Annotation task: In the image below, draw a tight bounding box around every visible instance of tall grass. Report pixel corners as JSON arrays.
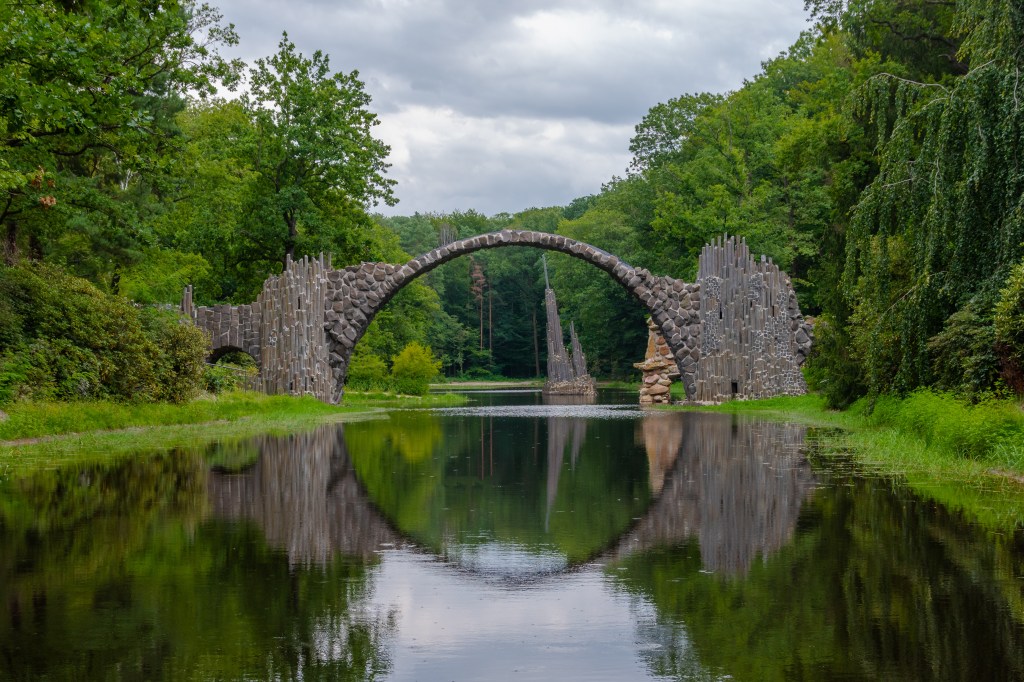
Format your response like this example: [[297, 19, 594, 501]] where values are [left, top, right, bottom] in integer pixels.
[[867, 391, 1024, 462], [693, 390, 1024, 466]]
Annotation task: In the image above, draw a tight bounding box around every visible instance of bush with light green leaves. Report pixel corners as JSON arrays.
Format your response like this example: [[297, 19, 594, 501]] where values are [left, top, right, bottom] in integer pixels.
[[995, 260, 1024, 395], [390, 342, 441, 396]]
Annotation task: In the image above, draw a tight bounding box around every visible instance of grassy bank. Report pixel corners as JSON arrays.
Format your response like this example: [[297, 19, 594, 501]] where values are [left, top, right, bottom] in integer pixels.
[[682, 391, 1024, 529], [0, 392, 351, 443], [0, 389, 467, 473]]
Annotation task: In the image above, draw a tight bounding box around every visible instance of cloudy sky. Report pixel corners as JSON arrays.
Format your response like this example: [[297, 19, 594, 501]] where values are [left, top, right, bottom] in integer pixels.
[[214, 0, 811, 216]]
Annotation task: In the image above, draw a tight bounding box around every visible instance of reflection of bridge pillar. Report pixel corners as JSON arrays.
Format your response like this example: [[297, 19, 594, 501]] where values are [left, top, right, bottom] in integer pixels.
[[682, 416, 814, 574], [206, 424, 400, 565], [614, 413, 815, 575], [636, 412, 683, 494], [545, 417, 588, 531]]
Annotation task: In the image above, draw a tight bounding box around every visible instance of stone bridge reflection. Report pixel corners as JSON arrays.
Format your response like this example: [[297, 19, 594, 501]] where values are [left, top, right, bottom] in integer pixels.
[[613, 412, 815, 574], [207, 412, 815, 576], [207, 427, 403, 565]]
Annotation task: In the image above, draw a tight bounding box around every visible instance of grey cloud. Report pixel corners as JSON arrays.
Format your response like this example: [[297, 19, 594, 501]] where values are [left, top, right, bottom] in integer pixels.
[[213, 0, 808, 215], [221, 0, 806, 123]]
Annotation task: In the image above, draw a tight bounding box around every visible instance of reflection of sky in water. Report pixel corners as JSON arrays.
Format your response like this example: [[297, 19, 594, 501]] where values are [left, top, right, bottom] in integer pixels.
[[439, 540, 569, 580], [366, 548, 697, 682], [434, 404, 647, 419]]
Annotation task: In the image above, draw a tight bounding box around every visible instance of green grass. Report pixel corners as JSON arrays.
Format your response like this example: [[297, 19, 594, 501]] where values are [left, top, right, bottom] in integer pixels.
[[0, 389, 467, 475], [0, 391, 355, 442], [675, 391, 1024, 530], [342, 389, 468, 408], [431, 378, 544, 389]]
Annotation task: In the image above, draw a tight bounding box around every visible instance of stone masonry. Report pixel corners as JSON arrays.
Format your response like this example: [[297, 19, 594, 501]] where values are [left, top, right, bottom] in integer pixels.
[[634, 318, 681, 405], [185, 230, 808, 404]]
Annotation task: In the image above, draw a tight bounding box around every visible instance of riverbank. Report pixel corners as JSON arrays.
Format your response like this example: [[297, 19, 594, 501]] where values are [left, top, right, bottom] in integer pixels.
[[676, 392, 1024, 529], [0, 390, 467, 472], [431, 379, 544, 389]]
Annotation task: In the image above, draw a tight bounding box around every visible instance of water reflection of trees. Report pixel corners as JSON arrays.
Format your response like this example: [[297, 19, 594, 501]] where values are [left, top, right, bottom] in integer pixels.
[[344, 409, 653, 565], [612, 439, 1024, 681], [334, 409, 814, 576], [0, 438, 395, 681], [617, 412, 814, 576]]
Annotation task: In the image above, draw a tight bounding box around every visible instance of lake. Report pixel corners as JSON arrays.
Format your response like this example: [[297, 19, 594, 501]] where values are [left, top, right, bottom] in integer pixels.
[[2, 389, 1023, 680]]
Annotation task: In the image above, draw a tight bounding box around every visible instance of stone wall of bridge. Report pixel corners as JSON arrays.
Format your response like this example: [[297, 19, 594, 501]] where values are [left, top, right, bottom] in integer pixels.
[[184, 230, 811, 404]]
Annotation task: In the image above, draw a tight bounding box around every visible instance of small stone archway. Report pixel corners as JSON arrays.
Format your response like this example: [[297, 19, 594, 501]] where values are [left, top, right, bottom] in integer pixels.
[[208, 345, 256, 364]]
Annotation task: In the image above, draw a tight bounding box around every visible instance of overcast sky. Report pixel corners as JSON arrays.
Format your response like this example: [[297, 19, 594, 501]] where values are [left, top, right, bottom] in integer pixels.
[[214, 1, 810, 216]]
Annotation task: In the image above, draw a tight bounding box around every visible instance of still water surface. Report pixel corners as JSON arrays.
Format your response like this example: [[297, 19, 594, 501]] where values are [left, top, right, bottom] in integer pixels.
[[2, 389, 1024, 680]]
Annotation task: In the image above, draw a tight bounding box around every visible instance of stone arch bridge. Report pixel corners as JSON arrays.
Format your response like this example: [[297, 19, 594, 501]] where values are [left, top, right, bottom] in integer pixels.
[[182, 230, 813, 403]]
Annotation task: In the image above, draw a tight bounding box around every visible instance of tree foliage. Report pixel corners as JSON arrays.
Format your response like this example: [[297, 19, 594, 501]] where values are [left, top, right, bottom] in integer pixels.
[[390, 342, 441, 396], [842, 0, 1024, 397], [4, 0, 1024, 402], [0, 263, 208, 403], [241, 33, 396, 269], [0, 0, 241, 282]]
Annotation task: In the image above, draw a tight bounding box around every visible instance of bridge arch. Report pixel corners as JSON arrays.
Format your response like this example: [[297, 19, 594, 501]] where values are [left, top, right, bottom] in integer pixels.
[[322, 230, 702, 402]]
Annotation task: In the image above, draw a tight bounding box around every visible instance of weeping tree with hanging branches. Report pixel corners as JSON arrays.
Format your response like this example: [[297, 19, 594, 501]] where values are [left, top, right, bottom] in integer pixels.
[[840, 0, 1024, 398]]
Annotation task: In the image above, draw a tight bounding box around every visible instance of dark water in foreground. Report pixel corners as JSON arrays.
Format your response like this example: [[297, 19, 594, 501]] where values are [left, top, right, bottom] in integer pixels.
[[2, 389, 1024, 681]]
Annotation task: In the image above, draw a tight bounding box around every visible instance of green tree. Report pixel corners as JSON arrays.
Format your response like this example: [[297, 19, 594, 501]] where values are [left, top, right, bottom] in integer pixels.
[[994, 259, 1024, 395], [151, 99, 259, 301], [553, 207, 648, 377], [240, 33, 395, 270], [842, 0, 1024, 396], [0, 0, 241, 284], [628, 92, 724, 174]]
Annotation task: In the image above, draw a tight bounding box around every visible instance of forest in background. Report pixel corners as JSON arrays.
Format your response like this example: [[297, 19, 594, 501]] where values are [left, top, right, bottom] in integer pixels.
[[1, 0, 1023, 406]]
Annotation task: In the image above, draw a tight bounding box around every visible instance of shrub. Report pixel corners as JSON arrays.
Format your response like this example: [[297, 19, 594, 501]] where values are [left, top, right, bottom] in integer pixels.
[[142, 309, 210, 403], [205, 363, 255, 394], [0, 263, 210, 404], [204, 350, 259, 395], [390, 342, 440, 396], [927, 299, 1002, 399], [803, 315, 865, 409], [346, 346, 390, 391]]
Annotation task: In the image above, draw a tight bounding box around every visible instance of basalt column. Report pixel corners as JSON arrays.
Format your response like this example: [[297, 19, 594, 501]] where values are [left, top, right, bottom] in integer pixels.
[[694, 236, 813, 401], [542, 274, 596, 396]]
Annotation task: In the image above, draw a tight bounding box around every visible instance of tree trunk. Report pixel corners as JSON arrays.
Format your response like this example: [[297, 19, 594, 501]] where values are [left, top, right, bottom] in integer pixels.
[[4, 221, 18, 265]]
